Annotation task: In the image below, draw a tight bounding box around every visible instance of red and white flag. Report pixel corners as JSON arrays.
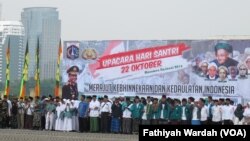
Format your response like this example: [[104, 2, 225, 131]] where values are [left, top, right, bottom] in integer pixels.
[[89, 40, 125, 78]]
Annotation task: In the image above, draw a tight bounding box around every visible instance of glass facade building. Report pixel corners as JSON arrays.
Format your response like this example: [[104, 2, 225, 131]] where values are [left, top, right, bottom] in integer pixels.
[[21, 7, 61, 80], [0, 21, 25, 83]]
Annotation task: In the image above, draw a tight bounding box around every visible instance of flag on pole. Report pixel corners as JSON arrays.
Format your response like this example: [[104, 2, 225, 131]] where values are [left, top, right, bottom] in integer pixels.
[[54, 39, 62, 97], [34, 38, 40, 97], [4, 38, 10, 96], [19, 40, 29, 98]]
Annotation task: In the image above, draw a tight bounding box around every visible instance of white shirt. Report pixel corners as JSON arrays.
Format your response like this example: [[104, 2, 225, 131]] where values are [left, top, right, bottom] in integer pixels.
[[221, 105, 234, 120], [200, 106, 208, 121], [192, 106, 198, 120], [160, 104, 165, 119], [142, 106, 147, 120], [99, 102, 102, 116], [147, 101, 152, 105], [212, 105, 222, 122], [100, 102, 112, 113], [89, 100, 100, 117], [7, 100, 12, 116], [243, 107, 250, 117], [209, 76, 216, 80], [60, 103, 66, 114], [26, 102, 34, 115], [74, 100, 80, 108], [123, 104, 132, 118], [66, 105, 71, 112], [181, 106, 187, 120], [56, 105, 61, 117]]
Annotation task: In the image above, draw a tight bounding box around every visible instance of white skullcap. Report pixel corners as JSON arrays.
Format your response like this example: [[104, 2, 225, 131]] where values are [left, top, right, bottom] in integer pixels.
[[245, 56, 250, 62], [208, 62, 218, 70], [199, 60, 209, 68]]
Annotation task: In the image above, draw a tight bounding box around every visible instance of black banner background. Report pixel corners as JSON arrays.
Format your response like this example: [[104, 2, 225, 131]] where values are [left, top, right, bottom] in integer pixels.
[[139, 125, 250, 141]]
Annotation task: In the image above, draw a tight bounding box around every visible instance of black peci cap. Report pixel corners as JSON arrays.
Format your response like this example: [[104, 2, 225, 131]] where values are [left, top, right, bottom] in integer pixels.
[[134, 96, 139, 99], [67, 66, 79, 74], [81, 95, 86, 99]]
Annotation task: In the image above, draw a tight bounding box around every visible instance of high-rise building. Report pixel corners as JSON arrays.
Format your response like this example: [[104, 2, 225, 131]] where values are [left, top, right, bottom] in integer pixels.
[[0, 3, 2, 20], [21, 7, 61, 80], [0, 21, 25, 82]]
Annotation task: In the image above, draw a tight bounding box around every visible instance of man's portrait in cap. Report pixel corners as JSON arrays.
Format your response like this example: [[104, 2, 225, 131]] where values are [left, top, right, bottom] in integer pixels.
[[212, 42, 239, 68], [206, 62, 218, 80], [199, 60, 208, 77], [62, 66, 80, 100]]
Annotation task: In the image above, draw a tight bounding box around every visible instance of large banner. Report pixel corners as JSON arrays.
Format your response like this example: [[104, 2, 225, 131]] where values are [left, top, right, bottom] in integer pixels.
[[62, 40, 250, 100]]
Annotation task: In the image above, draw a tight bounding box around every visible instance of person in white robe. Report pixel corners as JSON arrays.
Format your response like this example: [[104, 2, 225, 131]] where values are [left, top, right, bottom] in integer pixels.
[[63, 100, 73, 132], [59, 101, 66, 130], [71, 100, 80, 131], [55, 102, 66, 131]]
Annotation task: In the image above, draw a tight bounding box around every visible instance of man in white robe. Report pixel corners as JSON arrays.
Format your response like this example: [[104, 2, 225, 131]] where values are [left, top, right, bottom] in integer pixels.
[[89, 95, 100, 132], [55, 102, 65, 131], [63, 100, 73, 132]]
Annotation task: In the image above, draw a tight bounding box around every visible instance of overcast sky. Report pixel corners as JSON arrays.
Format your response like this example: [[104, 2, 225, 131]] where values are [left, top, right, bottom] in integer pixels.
[[1, 0, 250, 40]]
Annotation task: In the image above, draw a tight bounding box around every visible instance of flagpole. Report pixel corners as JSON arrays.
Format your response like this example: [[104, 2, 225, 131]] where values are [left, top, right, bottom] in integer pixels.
[[35, 37, 40, 97], [4, 38, 10, 97], [55, 39, 62, 97], [19, 78, 25, 98], [19, 40, 29, 98]]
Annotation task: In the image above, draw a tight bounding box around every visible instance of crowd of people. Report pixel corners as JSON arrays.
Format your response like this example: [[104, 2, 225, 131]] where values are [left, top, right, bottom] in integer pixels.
[[192, 42, 250, 81], [0, 94, 250, 135]]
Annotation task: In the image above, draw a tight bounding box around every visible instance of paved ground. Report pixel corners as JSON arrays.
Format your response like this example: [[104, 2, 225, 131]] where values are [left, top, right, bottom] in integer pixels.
[[0, 129, 138, 141]]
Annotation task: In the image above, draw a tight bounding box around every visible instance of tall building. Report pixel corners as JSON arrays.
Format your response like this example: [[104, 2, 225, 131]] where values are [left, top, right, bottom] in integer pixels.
[[21, 7, 61, 80], [0, 21, 25, 82], [0, 3, 2, 20]]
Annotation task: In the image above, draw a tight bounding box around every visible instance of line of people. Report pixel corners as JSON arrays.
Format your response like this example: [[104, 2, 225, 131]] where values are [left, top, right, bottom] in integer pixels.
[[1, 94, 250, 135]]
